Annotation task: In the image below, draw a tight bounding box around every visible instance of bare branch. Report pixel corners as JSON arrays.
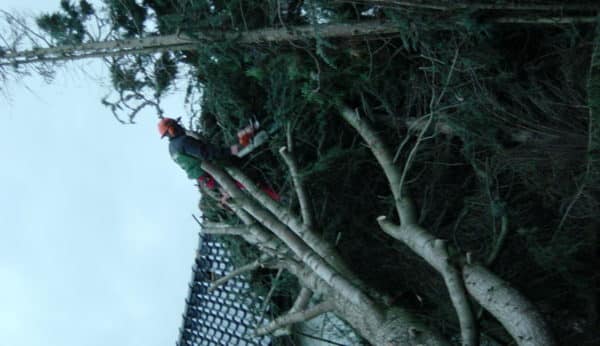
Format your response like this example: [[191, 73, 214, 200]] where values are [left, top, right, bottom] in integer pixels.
[[341, 98, 477, 345], [339, 105, 416, 225], [264, 286, 315, 337], [201, 162, 380, 313], [279, 145, 314, 228], [344, 98, 557, 346], [202, 224, 251, 236], [256, 268, 284, 328], [493, 16, 599, 24], [281, 257, 451, 345], [485, 215, 509, 266], [209, 255, 273, 293], [399, 48, 459, 195], [377, 217, 478, 346], [199, 183, 282, 253], [0, 21, 402, 67], [255, 300, 335, 336], [225, 166, 362, 286], [291, 287, 313, 313]]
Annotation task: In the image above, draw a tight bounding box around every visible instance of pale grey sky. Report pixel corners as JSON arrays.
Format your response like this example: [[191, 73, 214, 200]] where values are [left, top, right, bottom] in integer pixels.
[[0, 1, 200, 345]]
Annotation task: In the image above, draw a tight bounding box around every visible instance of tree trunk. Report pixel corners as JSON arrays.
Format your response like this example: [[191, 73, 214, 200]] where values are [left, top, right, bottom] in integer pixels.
[[0, 21, 400, 67], [336, 0, 600, 11]]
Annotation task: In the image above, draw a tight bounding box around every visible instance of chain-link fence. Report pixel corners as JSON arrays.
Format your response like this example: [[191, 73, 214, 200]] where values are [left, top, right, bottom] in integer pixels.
[[176, 235, 271, 346]]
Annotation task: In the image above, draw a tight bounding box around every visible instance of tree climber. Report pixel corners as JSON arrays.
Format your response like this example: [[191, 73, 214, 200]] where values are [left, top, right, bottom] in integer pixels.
[[158, 117, 280, 201]]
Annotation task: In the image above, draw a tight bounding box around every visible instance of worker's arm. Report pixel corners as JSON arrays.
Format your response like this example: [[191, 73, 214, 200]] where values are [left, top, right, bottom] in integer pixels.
[[181, 136, 231, 161]]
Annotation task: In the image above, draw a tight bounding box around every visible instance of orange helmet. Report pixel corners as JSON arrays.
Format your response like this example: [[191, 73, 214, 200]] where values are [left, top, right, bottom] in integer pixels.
[[158, 117, 179, 138]]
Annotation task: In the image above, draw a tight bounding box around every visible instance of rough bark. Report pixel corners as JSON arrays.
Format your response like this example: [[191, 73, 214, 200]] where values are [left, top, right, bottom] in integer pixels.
[[463, 264, 557, 346]]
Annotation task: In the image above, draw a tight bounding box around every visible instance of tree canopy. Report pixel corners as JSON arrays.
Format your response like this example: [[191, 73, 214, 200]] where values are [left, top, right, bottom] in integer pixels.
[[1, 1, 599, 345]]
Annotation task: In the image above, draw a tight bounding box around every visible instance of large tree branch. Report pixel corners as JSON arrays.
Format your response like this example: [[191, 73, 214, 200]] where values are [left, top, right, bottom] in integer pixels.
[[341, 105, 477, 346], [378, 217, 478, 346], [255, 300, 335, 336], [343, 104, 556, 346], [201, 162, 381, 316], [225, 166, 366, 290], [226, 164, 394, 305], [199, 184, 282, 254], [463, 264, 556, 346]]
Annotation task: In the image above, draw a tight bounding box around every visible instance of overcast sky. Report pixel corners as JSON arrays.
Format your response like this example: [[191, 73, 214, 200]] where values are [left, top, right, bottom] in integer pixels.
[[0, 1, 200, 345]]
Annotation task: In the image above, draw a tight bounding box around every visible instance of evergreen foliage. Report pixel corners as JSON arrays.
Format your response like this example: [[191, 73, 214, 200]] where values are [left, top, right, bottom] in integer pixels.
[[104, 0, 147, 37], [186, 3, 599, 344], [36, 0, 94, 44], [19, 1, 600, 344]]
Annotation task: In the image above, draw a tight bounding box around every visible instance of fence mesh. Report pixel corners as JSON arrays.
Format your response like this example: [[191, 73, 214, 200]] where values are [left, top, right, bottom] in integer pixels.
[[176, 234, 271, 346]]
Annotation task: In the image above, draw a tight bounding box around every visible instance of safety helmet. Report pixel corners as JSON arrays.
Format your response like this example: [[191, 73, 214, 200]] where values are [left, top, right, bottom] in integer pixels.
[[157, 117, 179, 138]]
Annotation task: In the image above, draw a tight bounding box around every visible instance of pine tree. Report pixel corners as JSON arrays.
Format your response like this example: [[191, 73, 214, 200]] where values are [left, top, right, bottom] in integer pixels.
[[2, 2, 598, 345]]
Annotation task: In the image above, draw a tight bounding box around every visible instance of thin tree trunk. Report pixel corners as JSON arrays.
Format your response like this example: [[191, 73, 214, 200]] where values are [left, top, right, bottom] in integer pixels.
[[0, 21, 401, 67], [337, 0, 600, 11]]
